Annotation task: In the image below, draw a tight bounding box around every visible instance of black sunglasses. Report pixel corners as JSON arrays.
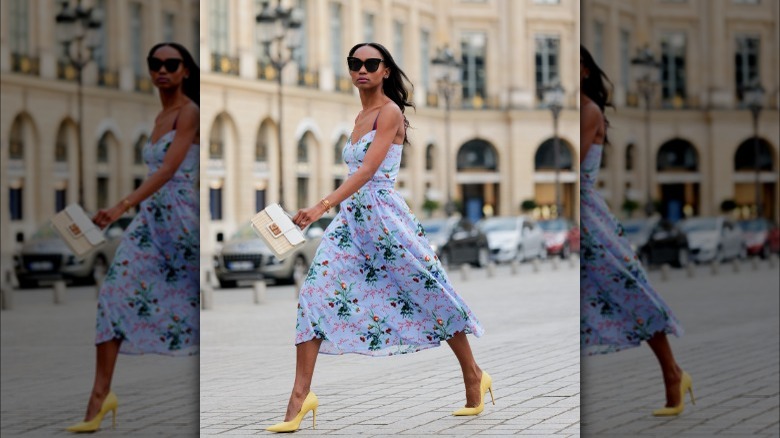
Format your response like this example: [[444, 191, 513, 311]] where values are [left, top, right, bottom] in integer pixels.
[[347, 57, 383, 73], [147, 57, 183, 72]]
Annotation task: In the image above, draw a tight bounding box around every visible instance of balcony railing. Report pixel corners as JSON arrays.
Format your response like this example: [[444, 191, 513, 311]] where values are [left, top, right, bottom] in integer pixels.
[[12, 53, 40, 76], [335, 75, 353, 94], [57, 60, 77, 81], [98, 69, 119, 88], [212, 53, 240, 76], [297, 68, 319, 88], [257, 61, 276, 81], [135, 76, 153, 93]]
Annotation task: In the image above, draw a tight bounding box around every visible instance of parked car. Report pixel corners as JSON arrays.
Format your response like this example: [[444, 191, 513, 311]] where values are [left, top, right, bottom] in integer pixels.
[[14, 216, 133, 288], [622, 216, 690, 268], [420, 217, 490, 267], [214, 216, 333, 288], [679, 216, 745, 263], [738, 218, 780, 258], [538, 218, 580, 259], [477, 216, 546, 263]]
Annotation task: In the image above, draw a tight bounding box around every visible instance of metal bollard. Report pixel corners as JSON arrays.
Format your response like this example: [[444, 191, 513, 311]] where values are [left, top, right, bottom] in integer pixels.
[[710, 260, 719, 275], [460, 264, 470, 281], [201, 284, 213, 310], [486, 262, 496, 278], [253, 281, 266, 304], [660, 264, 670, 281], [686, 262, 695, 278], [53, 280, 66, 305], [510, 260, 519, 275], [732, 259, 740, 273]]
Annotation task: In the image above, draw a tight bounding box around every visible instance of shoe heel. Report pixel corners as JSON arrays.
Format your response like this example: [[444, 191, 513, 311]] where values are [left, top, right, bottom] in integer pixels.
[[688, 386, 695, 405], [488, 386, 495, 405], [312, 408, 317, 429]]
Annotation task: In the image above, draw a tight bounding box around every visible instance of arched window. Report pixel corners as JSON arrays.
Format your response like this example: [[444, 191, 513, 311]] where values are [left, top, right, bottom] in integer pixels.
[[334, 134, 347, 164], [256, 120, 271, 162], [534, 138, 572, 170], [9, 117, 25, 160], [656, 139, 698, 171], [425, 143, 435, 171], [458, 139, 498, 171], [134, 135, 147, 165], [209, 116, 224, 159], [97, 133, 110, 163], [55, 122, 70, 163], [625, 143, 635, 171], [297, 132, 311, 163], [734, 138, 774, 171]]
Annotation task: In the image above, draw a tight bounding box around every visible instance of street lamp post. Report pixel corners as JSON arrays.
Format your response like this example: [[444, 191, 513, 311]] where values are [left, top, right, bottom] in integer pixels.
[[431, 46, 461, 217], [55, 0, 103, 211], [257, 1, 303, 208], [543, 82, 565, 218], [630, 45, 662, 217], [743, 81, 765, 218]]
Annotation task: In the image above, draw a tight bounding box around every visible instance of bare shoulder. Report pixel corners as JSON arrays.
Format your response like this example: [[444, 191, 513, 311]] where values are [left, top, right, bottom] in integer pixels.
[[180, 101, 200, 120], [581, 100, 602, 122]]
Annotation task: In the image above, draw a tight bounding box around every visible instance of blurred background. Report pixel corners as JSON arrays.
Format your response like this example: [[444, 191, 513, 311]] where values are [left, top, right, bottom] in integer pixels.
[[200, 0, 581, 286]]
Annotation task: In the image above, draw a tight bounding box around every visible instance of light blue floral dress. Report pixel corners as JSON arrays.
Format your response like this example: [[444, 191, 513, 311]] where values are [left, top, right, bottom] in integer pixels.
[[580, 144, 682, 355], [95, 128, 200, 356], [295, 123, 484, 356]]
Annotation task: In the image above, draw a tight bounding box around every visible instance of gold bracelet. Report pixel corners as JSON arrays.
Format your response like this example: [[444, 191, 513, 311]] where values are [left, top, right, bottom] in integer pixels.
[[320, 198, 332, 211], [121, 198, 133, 212]]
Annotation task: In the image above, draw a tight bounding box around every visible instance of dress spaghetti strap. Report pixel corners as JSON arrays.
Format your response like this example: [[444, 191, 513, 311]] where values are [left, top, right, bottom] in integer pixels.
[[372, 110, 381, 130]]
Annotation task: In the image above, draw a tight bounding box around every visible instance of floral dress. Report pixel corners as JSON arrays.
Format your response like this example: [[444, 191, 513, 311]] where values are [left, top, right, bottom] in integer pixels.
[[295, 121, 484, 356], [95, 129, 199, 356], [580, 144, 683, 355]]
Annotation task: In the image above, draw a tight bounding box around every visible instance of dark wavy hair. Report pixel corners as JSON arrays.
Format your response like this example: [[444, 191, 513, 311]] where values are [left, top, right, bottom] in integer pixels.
[[581, 45, 613, 143], [147, 42, 200, 106], [348, 42, 415, 144]]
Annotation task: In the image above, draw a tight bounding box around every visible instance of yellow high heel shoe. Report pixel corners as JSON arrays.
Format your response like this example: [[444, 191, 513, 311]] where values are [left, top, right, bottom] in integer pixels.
[[266, 392, 319, 432], [653, 371, 694, 416], [66, 391, 118, 433], [453, 371, 494, 416]]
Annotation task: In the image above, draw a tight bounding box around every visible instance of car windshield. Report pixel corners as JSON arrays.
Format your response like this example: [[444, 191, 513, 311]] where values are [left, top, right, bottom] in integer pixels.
[[232, 223, 257, 239], [539, 219, 567, 232], [421, 220, 448, 235], [681, 218, 718, 233], [479, 218, 518, 233], [32, 222, 58, 239], [738, 219, 766, 232]]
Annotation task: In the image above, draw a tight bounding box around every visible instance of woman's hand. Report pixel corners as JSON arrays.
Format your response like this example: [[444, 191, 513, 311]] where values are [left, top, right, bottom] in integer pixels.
[[292, 203, 327, 229], [92, 205, 125, 229]]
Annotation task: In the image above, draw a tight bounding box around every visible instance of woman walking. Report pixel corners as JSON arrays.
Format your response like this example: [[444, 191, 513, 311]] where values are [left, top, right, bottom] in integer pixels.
[[66, 42, 200, 433], [579, 45, 693, 416], [266, 42, 491, 433]]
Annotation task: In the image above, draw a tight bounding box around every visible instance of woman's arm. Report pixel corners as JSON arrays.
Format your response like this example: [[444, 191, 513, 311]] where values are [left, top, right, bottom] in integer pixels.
[[580, 102, 602, 164], [93, 103, 200, 228], [292, 103, 403, 227]]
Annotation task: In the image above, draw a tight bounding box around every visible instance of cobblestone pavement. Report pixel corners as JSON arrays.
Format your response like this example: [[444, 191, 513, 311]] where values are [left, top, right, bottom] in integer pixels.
[[200, 260, 580, 437], [1, 285, 199, 437], [582, 258, 780, 437]]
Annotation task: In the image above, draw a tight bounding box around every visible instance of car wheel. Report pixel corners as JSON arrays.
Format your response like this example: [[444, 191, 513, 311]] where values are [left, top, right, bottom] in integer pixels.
[[476, 247, 490, 268], [218, 279, 237, 289], [761, 243, 771, 259], [561, 243, 570, 260], [291, 255, 308, 285], [674, 248, 690, 268]]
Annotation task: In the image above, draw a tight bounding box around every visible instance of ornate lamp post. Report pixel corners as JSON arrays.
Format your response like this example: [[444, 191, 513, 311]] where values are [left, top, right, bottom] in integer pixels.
[[431, 46, 461, 217], [543, 81, 565, 218], [630, 45, 662, 217], [743, 81, 765, 218], [256, 1, 303, 208], [55, 0, 103, 210]]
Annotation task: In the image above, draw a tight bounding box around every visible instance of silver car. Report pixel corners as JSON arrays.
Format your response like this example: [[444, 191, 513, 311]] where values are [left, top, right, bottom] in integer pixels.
[[13, 217, 133, 288], [214, 216, 333, 288], [477, 216, 547, 263], [679, 216, 746, 263]]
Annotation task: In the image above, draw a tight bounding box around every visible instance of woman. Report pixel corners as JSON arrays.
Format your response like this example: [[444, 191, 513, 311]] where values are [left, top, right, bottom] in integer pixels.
[[66, 42, 200, 433], [266, 42, 492, 433], [579, 45, 693, 416]]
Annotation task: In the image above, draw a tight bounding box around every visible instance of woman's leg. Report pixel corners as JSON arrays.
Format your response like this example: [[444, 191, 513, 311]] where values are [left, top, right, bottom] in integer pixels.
[[83, 338, 122, 420], [283, 338, 322, 421], [647, 331, 683, 407], [446, 331, 483, 407]]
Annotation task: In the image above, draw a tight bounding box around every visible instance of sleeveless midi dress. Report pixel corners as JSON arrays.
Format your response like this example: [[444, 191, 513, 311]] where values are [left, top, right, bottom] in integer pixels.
[[295, 115, 485, 356]]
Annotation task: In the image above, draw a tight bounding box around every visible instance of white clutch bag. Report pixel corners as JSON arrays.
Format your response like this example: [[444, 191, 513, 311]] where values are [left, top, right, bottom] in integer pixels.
[[50, 203, 106, 257], [250, 203, 306, 260]]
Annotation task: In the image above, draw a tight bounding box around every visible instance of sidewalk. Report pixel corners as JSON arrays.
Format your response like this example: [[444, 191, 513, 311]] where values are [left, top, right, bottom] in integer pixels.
[[200, 261, 580, 437], [582, 259, 780, 437], [0, 286, 199, 437]]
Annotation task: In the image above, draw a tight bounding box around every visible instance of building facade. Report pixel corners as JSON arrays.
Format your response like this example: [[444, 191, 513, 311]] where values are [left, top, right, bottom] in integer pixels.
[[0, 0, 199, 276], [582, 0, 779, 222], [200, 0, 581, 257]]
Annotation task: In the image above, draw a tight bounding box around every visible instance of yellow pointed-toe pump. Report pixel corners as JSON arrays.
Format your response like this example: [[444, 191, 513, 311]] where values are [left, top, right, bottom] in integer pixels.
[[453, 371, 494, 416], [66, 391, 118, 433], [653, 371, 694, 416], [266, 392, 319, 432]]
